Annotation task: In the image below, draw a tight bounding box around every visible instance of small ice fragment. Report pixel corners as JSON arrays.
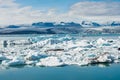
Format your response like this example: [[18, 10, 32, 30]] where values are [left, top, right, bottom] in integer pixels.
[[96, 38, 106, 45]]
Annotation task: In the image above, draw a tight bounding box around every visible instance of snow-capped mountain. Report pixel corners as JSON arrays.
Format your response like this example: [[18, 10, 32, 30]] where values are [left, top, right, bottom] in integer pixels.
[[0, 21, 120, 34], [32, 22, 82, 27], [81, 21, 101, 27], [103, 21, 120, 26]]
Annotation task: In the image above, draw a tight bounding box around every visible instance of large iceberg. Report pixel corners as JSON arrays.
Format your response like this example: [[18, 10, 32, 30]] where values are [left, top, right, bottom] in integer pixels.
[[36, 56, 64, 67]]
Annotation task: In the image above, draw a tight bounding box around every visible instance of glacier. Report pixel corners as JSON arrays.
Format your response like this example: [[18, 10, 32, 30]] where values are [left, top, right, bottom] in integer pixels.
[[0, 34, 120, 68]]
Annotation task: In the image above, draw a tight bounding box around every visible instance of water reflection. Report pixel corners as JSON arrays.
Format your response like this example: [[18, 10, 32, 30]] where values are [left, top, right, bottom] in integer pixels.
[[90, 63, 111, 68], [0, 64, 26, 70], [0, 63, 118, 70]]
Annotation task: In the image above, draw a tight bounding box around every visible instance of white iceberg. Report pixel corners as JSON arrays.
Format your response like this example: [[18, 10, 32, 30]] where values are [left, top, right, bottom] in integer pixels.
[[96, 38, 106, 45], [97, 54, 113, 63], [25, 50, 47, 61], [36, 56, 64, 67]]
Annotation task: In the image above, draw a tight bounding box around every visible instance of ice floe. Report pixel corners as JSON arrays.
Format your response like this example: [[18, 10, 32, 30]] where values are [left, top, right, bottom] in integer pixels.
[[0, 35, 120, 68], [2, 57, 25, 66], [36, 56, 64, 67]]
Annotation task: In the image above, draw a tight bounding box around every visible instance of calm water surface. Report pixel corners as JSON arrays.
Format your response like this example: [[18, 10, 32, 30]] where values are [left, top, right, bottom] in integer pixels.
[[0, 64, 120, 80]]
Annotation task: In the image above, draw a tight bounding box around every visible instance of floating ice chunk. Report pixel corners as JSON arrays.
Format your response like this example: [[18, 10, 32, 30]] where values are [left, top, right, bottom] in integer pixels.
[[71, 47, 84, 52], [84, 54, 98, 63], [75, 40, 95, 49], [26, 60, 38, 65], [96, 38, 106, 45], [95, 38, 112, 47], [2, 57, 25, 66], [76, 40, 90, 47], [25, 50, 47, 61], [114, 60, 120, 63], [0, 54, 7, 60], [26, 39, 50, 50], [78, 60, 89, 66], [36, 56, 63, 67], [58, 35, 76, 41], [9, 40, 31, 45], [97, 54, 113, 63]]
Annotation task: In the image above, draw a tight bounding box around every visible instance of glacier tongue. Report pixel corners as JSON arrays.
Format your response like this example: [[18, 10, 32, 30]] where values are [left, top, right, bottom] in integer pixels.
[[0, 35, 120, 68]]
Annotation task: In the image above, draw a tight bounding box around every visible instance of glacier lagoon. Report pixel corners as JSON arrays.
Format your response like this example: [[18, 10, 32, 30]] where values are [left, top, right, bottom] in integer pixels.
[[0, 34, 120, 80], [0, 64, 120, 80]]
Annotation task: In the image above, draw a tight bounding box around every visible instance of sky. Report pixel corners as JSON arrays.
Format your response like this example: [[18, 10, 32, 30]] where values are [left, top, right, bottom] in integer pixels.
[[0, 0, 120, 25]]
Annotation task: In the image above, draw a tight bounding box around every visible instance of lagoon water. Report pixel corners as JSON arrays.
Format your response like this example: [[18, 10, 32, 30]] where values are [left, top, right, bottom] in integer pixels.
[[0, 64, 120, 80], [0, 34, 120, 80]]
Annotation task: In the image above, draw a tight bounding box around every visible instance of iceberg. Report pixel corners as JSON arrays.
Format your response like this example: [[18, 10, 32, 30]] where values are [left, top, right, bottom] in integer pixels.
[[2, 57, 25, 66], [97, 54, 113, 63], [36, 56, 64, 67], [25, 50, 47, 61]]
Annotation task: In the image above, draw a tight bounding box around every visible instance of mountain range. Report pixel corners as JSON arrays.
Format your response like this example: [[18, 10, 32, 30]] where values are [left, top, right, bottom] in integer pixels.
[[0, 21, 120, 34]]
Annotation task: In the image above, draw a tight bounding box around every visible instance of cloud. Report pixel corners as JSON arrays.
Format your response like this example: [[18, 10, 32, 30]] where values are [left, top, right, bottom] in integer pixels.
[[0, 0, 120, 26], [0, 0, 19, 7], [0, 1, 64, 25], [0, 0, 60, 25], [0, 0, 48, 25], [67, 1, 120, 23], [69, 2, 120, 16]]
